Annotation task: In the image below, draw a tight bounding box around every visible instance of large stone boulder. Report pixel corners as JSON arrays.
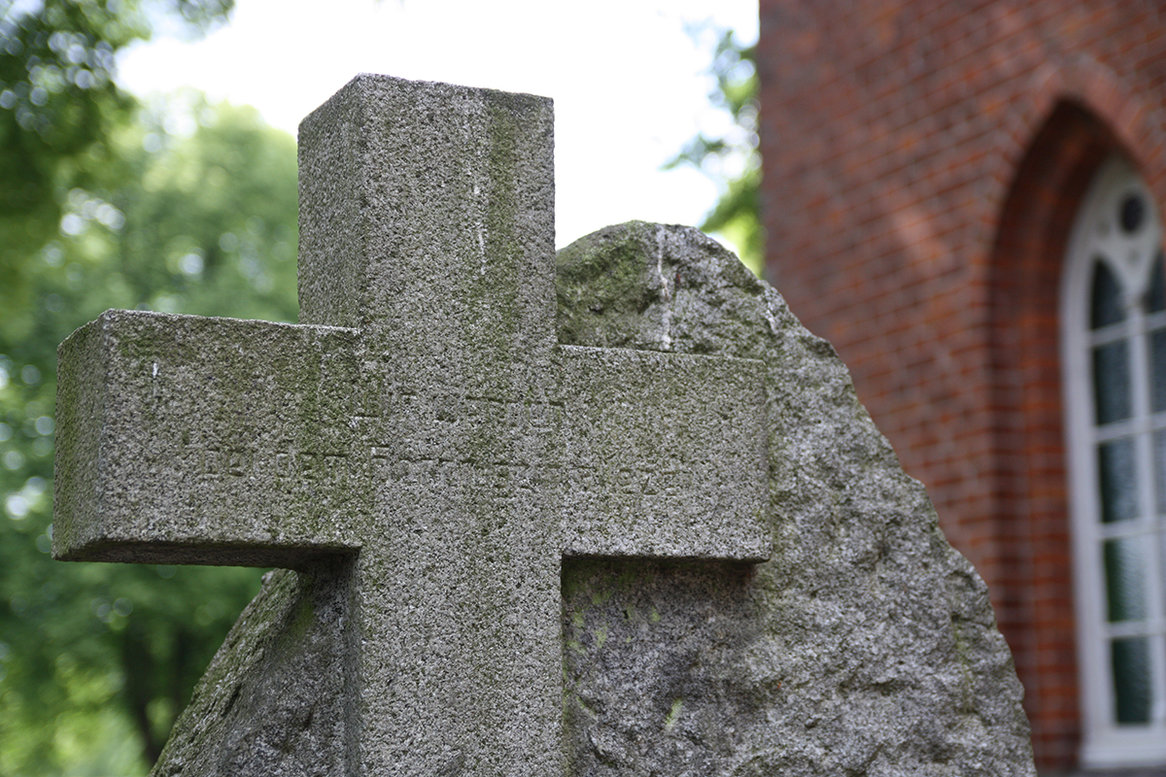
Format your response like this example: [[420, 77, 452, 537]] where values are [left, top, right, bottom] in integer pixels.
[[555, 221, 1034, 776], [152, 221, 1035, 777]]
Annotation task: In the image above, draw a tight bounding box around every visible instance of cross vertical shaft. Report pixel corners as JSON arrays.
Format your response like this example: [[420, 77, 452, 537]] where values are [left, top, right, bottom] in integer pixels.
[[298, 75, 564, 775]]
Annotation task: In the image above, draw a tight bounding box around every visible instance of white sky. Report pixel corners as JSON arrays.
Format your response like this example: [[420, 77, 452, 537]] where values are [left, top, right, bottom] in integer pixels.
[[118, 0, 758, 250]]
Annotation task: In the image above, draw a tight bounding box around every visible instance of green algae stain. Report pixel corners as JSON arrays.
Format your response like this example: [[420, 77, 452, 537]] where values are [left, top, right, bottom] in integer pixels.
[[663, 698, 683, 732]]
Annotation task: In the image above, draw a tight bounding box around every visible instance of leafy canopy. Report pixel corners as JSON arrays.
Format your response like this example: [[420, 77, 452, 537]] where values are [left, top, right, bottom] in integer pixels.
[[667, 29, 761, 276], [0, 92, 299, 776], [0, 3, 308, 774], [0, 0, 233, 321]]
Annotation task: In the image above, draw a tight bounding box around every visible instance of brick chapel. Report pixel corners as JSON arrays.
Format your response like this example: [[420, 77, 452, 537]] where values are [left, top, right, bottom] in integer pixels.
[[758, 1, 1166, 772]]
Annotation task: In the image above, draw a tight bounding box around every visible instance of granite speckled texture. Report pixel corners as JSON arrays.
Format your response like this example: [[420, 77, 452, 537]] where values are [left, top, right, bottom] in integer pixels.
[[53, 75, 1035, 776], [556, 221, 1035, 776]]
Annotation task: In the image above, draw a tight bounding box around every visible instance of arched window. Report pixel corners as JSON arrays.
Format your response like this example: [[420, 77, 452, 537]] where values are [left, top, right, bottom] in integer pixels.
[[1062, 156, 1166, 767]]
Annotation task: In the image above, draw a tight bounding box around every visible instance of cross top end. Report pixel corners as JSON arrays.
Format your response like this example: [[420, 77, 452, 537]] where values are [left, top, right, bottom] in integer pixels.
[[298, 74, 557, 348]]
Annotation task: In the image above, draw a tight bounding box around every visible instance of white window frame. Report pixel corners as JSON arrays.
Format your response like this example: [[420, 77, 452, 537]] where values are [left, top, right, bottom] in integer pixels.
[[1061, 156, 1166, 768]]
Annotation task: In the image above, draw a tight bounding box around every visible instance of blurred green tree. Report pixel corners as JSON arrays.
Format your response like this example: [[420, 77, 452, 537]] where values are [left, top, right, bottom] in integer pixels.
[[0, 3, 303, 773], [0, 95, 298, 774], [0, 0, 233, 322], [667, 29, 762, 275]]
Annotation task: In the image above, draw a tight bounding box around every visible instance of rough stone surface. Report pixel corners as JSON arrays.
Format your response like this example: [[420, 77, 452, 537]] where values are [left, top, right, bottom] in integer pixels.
[[556, 221, 1035, 776], [150, 564, 351, 776], [561, 559, 758, 776], [52, 75, 1035, 776]]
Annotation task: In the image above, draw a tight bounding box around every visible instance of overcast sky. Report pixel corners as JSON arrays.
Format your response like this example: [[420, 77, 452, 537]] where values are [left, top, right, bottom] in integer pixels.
[[117, 0, 758, 250]]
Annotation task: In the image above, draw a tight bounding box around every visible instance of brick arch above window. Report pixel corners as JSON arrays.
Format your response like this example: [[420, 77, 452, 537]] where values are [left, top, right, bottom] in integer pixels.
[[1018, 58, 1166, 210], [986, 100, 1120, 771]]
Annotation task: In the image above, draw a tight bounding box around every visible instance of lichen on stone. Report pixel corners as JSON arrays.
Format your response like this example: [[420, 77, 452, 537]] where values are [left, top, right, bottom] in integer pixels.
[[555, 221, 1035, 777]]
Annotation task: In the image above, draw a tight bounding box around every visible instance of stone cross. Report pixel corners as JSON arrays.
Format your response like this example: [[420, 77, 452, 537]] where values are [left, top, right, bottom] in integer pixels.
[[53, 75, 769, 775]]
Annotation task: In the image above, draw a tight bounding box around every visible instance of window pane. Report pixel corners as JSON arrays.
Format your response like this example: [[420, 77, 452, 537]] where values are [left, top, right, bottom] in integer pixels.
[[1155, 431, 1166, 516], [1111, 637, 1152, 724], [1119, 192, 1148, 235], [1093, 340, 1131, 424], [1092, 260, 1126, 329], [1162, 531, 1166, 618], [1104, 537, 1148, 622], [1147, 251, 1166, 313], [1099, 439, 1139, 523], [1152, 329, 1166, 413]]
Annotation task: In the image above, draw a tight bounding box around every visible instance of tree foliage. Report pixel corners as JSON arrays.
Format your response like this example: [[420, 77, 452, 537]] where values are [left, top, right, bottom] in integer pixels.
[[0, 93, 298, 775], [0, 0, 233, 323], [668, 29, 762, 275], [0, 5, 301, 772]]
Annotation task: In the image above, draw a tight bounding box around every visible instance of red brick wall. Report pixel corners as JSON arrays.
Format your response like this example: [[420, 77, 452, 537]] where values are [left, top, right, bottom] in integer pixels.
[[759, 1, 1166, 769]]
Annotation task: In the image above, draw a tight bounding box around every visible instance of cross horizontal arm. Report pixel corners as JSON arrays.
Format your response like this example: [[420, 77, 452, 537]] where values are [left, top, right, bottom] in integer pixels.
[[54, 310, 365, 567], [556, 346, 771, 562]]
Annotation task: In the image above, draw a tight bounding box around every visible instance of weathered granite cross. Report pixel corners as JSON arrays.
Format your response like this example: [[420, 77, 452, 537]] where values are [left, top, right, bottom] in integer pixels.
[[53, 75, 769, 775]]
